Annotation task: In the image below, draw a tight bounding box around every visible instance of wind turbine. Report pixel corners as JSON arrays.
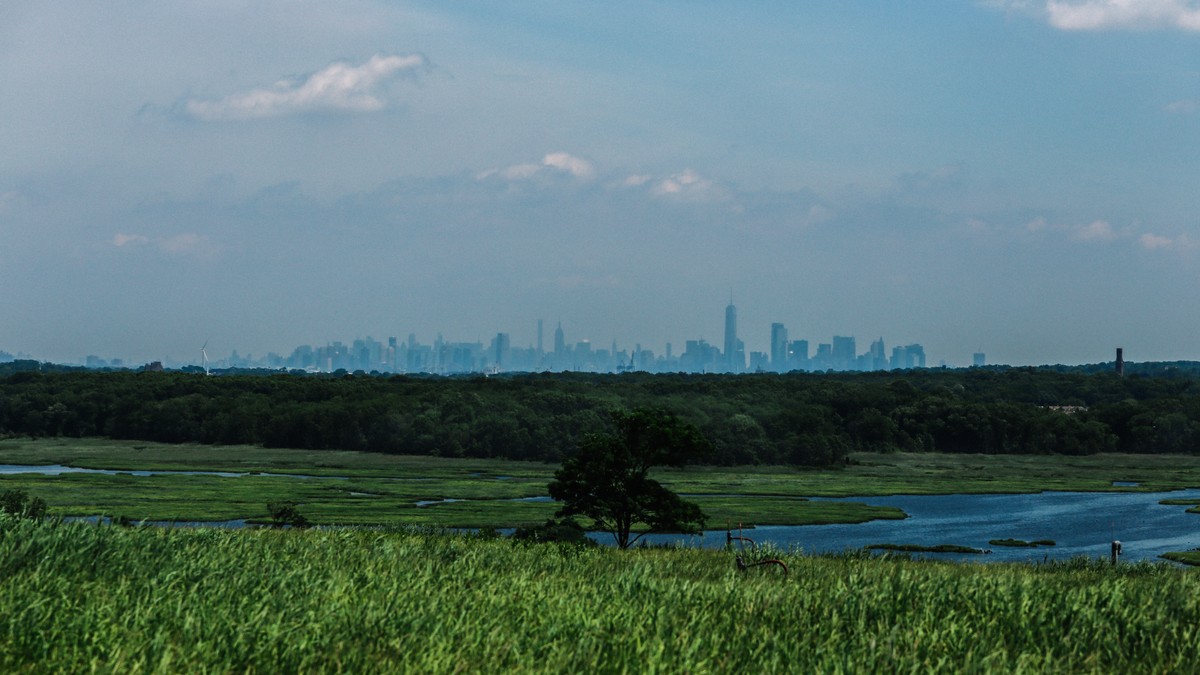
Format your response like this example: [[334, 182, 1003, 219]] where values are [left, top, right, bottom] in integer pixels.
[[200, 340, 210, 376]]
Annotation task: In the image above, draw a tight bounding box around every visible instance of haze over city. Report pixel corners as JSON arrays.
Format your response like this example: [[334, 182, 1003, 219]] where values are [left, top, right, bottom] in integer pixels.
[[3, 2, 1199, 367], [53, 300, 938, 375]]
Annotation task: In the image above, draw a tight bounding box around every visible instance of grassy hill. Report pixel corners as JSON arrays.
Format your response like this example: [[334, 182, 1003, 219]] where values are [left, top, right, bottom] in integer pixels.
[[1, 519, 1197, 672]]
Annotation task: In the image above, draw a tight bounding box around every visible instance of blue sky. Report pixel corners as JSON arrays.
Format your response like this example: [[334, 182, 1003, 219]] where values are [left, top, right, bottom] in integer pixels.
[[2, 1, 1199, 366]]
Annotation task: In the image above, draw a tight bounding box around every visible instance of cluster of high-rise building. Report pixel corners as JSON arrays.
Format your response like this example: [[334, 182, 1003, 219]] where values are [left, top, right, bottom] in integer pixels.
[[171, 303, 936, 375], [679, 303, 928, 374]]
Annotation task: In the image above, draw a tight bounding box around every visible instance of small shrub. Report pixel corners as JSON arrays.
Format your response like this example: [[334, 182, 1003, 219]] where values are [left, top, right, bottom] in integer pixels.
[[511, 519, 594, 546], [0, 489, 47, 520], [266, 502, 310, 529]]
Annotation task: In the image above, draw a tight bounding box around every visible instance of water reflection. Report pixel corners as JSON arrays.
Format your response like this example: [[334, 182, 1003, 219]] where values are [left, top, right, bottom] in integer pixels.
[[637, 489, 1200, 563], [0, 464, 344, 480]]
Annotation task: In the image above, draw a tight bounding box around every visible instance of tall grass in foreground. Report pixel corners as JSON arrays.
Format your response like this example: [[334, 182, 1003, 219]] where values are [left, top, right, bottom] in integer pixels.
[[1, 519, 1197, 673]]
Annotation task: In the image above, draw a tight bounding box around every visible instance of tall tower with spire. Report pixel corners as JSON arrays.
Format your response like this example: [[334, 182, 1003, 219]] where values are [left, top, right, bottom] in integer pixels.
[[724, 296, 739, 372]]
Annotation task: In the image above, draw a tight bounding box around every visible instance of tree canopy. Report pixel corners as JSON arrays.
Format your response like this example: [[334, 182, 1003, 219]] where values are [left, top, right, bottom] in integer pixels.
[[4, 366, 1200, 464], [548, 408, 710, 549]]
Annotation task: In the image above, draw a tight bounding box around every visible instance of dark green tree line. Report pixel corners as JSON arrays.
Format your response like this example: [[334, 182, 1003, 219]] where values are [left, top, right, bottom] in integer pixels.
[[2, 367, 1200, 464]]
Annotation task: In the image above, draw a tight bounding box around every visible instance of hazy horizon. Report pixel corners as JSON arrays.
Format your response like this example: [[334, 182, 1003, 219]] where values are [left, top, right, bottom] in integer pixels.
[[4, 2, 1199, 366]]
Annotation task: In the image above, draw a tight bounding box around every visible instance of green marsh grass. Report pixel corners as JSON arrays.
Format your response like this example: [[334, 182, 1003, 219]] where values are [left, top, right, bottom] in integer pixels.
[[990, 539, 1057, 548], [7, 439, 1200, 529], [2, 518, 1198, 672], [866, 543, 985, 554], [1161, 550, 1200, 566]]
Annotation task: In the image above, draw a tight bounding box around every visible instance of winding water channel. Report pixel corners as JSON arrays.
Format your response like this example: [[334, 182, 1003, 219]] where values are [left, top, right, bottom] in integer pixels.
[[6, 464, 1199, 562], [638, 489, 1200, 563], [0, 464, 342, 479]]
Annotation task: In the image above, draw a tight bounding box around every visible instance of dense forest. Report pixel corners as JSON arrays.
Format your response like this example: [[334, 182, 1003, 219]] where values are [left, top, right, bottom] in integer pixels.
[[2, 360, 1200, 465]]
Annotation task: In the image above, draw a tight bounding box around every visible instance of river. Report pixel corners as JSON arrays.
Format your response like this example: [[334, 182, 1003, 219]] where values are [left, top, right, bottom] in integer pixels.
[[7, 463, 1199, 562], [635, 489, 1200, 563]]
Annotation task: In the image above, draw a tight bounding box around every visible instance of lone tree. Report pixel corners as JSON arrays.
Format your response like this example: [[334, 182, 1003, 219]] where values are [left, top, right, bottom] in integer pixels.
[[0, 489, 47, 520], [266, 501, 310, 529], [549, 408, 710, 549]]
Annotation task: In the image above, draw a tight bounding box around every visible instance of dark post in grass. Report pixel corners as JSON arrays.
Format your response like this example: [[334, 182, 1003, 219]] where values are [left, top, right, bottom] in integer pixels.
[[1111, 540, 1122, 565], [726, 522, 756, 550], [728, 522, 788, 576]]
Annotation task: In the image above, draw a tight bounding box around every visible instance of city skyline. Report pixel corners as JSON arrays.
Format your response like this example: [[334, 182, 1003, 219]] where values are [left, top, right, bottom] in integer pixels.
[[56, 319, 932, 375], [9, 295, 1163, 372], [17, 300, 943, 372], [4, 3, 1199, 367]]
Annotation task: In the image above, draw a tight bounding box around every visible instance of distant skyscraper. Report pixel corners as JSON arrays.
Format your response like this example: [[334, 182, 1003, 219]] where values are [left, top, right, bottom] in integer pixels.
[[574, 340, 591, 370], [554, 322, 565, 355], [832, 336, 856, 371], [890, 344, 927, 370], [770, 323, 788, 372], [973, 352, 986, 367], [814, 343, 833, 370], [537, 319, 544, 356], [790, 339, 809, 369], [869, 338, 886, 371], [749, 351, 769, 372], [911, 344, 926, 368], [724, 301, 740, 372], [492, 333, 510, 370]]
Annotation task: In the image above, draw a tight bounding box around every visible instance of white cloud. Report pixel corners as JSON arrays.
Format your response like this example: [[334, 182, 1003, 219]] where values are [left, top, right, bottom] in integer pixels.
[[112, 233, 150, 247], [1073, 219, 1116, 241], [1165, 99, 1200, 114], [1020, 215, 1114, 240], [532, 152, 592, 179], [992, 0, 1200, 31], [1139, 232, 1174, 249], [481, 152, 595, 181], [184, 54, 425, 121], [542, 152, 594, 179], [650, 169, 726, 201], [1138, 233, 1197, 250], [498, 163, 541, 180], [1020, 215, 1187, 249], [111, 232, 216, 258], [966, 217, 992, 233], [622, 174, 652, 187], [802, 205, 836, 227], [1050, 0, 1200, 31]]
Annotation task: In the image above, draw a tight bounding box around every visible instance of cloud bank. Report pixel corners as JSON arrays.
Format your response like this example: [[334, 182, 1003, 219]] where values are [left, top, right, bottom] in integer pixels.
[[1047, 0, 1200, 31], [479, 153, 596, 181], [112, 232, 216, 258], [1020, 216, 1191, 251], [990, 0, 1200, 30], [184, 54, 426, 121], [542, 152, 595, 179], [1165, 99, 1200, 114], [642, 169, 729, 202], [1138, 232, 1194, 250]]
